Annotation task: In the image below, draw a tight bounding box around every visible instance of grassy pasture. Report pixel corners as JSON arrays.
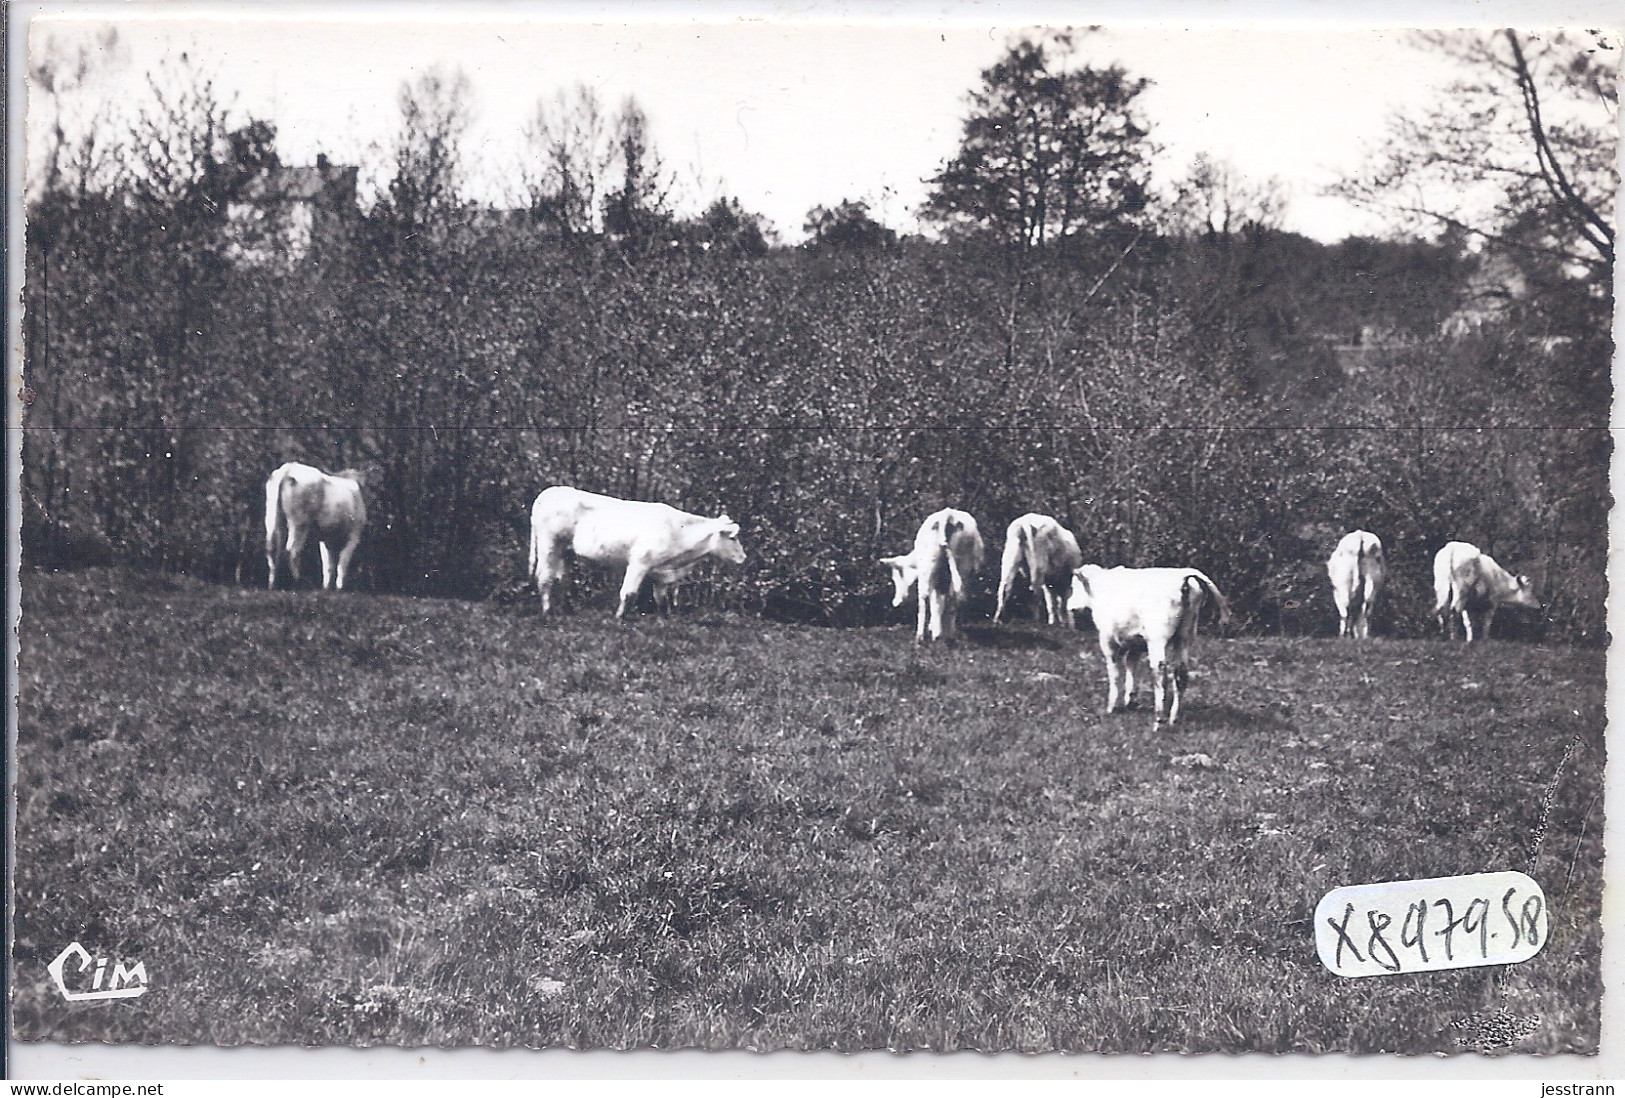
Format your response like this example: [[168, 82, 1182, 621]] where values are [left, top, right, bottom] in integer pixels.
[[12, 568, 1604, 1052]]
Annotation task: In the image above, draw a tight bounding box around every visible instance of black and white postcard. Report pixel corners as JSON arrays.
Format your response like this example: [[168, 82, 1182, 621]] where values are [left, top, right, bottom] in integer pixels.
[[8, 0, 1616, 1073]]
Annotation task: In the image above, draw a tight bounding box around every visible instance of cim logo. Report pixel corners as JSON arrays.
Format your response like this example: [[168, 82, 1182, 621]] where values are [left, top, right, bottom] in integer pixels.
[[48, 941, 150, 1002]]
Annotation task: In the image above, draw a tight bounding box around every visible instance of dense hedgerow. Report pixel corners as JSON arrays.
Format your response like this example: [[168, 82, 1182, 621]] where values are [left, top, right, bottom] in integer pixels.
[[21, 192, 1609, 641]]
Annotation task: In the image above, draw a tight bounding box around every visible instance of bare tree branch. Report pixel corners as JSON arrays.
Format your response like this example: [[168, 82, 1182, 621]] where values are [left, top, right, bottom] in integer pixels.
[[1504, 30, 1615, 262]]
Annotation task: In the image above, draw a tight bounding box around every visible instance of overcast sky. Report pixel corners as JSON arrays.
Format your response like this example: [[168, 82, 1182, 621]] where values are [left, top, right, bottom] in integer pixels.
[[21, 2, 1623, 243]]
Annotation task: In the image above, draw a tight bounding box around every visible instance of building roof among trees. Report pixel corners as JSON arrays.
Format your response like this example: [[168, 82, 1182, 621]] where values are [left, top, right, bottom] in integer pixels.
[[237, 159, 357, 204]]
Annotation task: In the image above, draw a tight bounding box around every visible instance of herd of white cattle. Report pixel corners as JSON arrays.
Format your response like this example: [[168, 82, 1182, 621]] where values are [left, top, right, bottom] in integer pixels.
[[263, 462, 1543, 727]]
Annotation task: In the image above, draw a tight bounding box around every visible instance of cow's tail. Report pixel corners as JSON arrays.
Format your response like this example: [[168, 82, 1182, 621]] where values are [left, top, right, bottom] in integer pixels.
[[265, 463, 290, 558], [1431, 548, 1453, 622], [527, 502, 540, 589], [1018, 520, 1045, 593], [936, 514, 966, 599], [1350, 540, 1367, 618], [1184, 570, 1231, 630]]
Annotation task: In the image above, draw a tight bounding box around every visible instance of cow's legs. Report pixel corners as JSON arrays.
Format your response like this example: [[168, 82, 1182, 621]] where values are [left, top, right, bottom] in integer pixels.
[[1147, 638, 1171, 728], [1102, 640, 1126, 714], [1440, 601, 1458, 640], [915, 591, 930, 644], [284, 523, 309, 585], [929, 591, 950, 643], [617, 562, 652, 620], [652, 580, 676, 616], [1357, 596, 1375, 639], [1460, 608, 1476, 643], [940, 595, 958, 644], [266, 512, 282, 590], [1053, 585, 1072, 627], [1056, 581, 1076, 629], [1166, 646, 1189, 725], [533, 543, 566, 614], [1481, 606, 1496, 642], [334, 529, 362, 591], [994, 567, 1018, 624], [319, 542, 336, 590]]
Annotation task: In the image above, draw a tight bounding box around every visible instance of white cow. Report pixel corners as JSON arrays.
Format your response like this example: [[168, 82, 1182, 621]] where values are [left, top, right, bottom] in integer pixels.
[[1432, 540, 1539, 642], [994, 513, 1084, 627], [528, 486, 746, 618], [880, 509, 985, 644], [1326, 530, 1386, 639], [1067, 564, 1230, 729], [264, 462, 367, 591]]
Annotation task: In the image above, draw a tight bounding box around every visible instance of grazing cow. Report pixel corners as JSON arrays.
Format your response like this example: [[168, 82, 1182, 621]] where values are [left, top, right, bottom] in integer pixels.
[[1326, 530, 1386, 639], [1067, 565, 1231, 729], [1432, 541, 1539, 642], [994, 513, 1085, 627], [879, 509, 985, 644], [528, 486, 746, 618], [264, 462, 367, 591]]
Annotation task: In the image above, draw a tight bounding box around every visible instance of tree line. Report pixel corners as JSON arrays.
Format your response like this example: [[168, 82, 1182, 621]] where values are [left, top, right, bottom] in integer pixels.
[[21, 31, 1612, 642]]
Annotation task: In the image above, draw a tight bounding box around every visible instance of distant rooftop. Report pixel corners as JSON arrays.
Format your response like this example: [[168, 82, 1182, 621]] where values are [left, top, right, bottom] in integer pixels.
[[237, 158, 357, 203]]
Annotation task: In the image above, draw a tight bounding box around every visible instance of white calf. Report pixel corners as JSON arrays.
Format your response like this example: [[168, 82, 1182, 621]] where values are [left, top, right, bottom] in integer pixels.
[[880, 509, 985, 644], [528, 486, 746, 618], [1432, 541, 1539, 642], [264, 462, 367, 591], [1068, 564, 1230, 729], [1327, 530, 1385, 639], [994, 513, 1084, 627]]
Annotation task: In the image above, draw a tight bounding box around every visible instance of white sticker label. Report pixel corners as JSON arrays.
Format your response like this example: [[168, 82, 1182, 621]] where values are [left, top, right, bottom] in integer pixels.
[[1315, 871, 1548, 978]]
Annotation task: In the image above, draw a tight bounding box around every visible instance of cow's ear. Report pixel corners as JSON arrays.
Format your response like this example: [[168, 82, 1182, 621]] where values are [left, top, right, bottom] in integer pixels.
[[718, 513, 732, 524], [719, 521, 740, 538], [1072, 567, 1092, 595], [1517, 574, 1531, 586]]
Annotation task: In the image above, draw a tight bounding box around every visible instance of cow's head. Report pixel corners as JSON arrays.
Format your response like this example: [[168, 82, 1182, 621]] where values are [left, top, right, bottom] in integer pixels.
[[1067, 564, 1103, 615], [1506, 574, 1541, 610], [709, 517, 747, 564], [879, 555, 917, 607]]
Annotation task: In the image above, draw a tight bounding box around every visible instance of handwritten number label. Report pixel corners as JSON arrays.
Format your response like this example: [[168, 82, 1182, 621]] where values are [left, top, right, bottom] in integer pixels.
[[1366, 909, 1400, 973], [1521, 894, 1544, 947], [1315, 872, 1547, 978], [1401, 900, 1428, 964]]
